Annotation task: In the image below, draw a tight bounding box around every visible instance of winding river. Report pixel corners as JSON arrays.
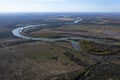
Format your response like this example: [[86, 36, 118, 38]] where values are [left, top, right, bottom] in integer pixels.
[[12, 19, 99, 51], [12, 19, 118, 62]]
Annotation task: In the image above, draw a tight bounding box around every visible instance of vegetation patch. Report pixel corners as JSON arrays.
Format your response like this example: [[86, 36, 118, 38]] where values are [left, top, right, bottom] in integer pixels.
[[79, 40, 120, 55]]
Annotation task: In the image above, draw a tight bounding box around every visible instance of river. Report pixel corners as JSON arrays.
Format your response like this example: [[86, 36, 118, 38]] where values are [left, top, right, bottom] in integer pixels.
[[12, 19, 99, 51], [12, 18, 118, 62]]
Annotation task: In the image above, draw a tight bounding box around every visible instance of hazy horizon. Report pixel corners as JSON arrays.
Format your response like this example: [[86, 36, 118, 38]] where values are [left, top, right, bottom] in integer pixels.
[[0, 0, 120, 13]]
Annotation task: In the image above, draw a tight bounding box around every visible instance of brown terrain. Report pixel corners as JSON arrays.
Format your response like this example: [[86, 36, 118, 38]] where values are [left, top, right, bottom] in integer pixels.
[[0, 13, 120, 80]]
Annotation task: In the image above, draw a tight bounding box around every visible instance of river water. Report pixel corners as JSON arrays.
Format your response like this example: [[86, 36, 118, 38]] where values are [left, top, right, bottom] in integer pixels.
[[12, 19, 118, 61], [12, 22, 99, 51]]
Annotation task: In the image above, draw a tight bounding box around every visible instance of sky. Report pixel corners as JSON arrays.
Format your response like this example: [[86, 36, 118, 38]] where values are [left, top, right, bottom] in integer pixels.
[[0, 0, 119, 12]]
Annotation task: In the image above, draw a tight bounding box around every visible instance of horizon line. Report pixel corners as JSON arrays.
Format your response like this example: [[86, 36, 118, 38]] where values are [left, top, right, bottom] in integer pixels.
[[0, 11, 120, 13]]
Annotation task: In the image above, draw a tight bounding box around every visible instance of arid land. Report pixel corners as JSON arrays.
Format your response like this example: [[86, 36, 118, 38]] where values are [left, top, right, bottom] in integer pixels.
[[0, 13, 120, 80]]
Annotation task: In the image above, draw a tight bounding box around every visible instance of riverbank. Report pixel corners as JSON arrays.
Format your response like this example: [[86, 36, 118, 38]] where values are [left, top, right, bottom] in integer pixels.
[[11, 18, 120, 80]]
